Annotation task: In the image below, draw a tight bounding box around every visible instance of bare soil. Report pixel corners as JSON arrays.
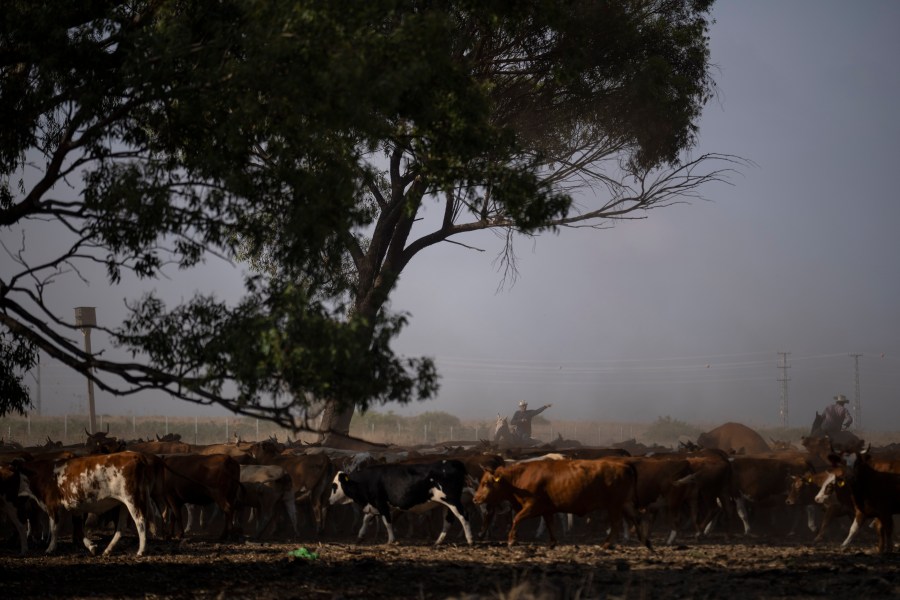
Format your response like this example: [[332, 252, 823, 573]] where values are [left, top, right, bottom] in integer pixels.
[[3, 532, 900, 599]]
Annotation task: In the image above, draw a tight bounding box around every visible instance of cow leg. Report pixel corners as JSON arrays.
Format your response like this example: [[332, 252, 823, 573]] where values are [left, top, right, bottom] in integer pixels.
[[283, 491, 299, 537], [183, 505, 199, 534], [101, 507, 125, 555], [806, 506, 818, 534], [107, 499, 147, 557], [1, 499, 28, 554], [312, 499, 328, 536], [734, 497, 752, 535], [99, 507, 127, 556], [508, 502, 541, 547], [839, 511, 866, 550], [541, 515, 557, 548], [622, 502, 653, 551], [357, 511, 380, 542], [877, 516, 893, 553], [71, 514, 99, 556], [45, 512, 62, 554], [477, 505, 495, 540], [379, 514, 397, 544], [429, 489, 473, 546], [434, 505, 474, 546]]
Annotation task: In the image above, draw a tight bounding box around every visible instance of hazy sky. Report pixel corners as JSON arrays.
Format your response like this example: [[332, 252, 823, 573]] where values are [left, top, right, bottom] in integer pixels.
[[14, 1, 900, 431]]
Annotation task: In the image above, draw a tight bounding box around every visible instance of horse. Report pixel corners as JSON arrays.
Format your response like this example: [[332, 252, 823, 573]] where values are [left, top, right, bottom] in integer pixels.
[[492, 414, 540, 448], [803, 411, 863, 459]]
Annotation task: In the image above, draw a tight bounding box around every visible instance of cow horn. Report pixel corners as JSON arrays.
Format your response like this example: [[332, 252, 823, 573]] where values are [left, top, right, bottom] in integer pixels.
[[85, 427, 92, 438], [156, 433, 162, 441]]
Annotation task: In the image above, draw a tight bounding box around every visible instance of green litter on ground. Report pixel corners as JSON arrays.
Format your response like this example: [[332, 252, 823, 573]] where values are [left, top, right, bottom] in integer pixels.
[[288, 547, 319, 560]]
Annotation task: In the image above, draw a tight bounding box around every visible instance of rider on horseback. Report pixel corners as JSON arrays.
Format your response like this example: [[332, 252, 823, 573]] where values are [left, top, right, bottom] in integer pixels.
[[820, 394, 853, 435], [509, 401, 552, 442]]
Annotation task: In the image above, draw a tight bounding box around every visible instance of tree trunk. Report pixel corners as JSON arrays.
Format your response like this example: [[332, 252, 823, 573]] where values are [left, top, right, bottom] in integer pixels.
[[316, 400, 354, 445]]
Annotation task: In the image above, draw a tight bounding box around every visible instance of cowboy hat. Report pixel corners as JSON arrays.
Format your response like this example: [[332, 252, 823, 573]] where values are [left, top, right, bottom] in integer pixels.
[[834, 394, 849, 404], [518, 401, 528, 408]]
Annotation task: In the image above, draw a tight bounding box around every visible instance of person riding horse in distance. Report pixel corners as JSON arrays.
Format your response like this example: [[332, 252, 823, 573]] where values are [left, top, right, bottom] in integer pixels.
[[820, 394, 853, 435], [509, 401, 552, 440]]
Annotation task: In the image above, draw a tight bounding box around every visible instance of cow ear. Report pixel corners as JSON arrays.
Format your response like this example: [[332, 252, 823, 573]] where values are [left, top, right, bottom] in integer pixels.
[[339, 472, 349, 484]]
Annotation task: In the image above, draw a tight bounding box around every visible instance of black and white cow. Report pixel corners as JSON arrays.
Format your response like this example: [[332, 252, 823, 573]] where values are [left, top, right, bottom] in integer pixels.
[[329, 459, 473, 545]]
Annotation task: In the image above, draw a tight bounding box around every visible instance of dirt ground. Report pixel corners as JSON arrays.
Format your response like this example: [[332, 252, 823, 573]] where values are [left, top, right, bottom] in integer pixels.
[[3, 530, 900, 600]]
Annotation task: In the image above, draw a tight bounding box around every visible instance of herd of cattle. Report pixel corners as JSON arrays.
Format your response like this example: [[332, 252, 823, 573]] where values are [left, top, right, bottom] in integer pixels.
[[1, 421, 899, 557]]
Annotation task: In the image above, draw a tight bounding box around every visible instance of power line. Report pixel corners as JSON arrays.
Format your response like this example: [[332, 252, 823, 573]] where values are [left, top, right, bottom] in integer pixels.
[[778, 351, 790, 427]]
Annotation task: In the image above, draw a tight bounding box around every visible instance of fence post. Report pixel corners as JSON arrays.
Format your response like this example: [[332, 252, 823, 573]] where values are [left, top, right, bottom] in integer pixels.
[[256, 419, 259, 442], [165, 415, 169, 436], [195, 416, 198, 446], [225, 418, 229, 443], [64, 414, 68, 443], [450, 426, 453, 441]]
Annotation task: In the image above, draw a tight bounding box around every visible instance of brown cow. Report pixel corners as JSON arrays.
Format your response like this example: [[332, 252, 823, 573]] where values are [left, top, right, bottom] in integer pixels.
[[258, 451, 334, 535], [815, 449, 900, 553], [613, 455, 694, 545], [728, 453, 817, 535], [673, 448, 736, 538], [84, 427, 126, 455], [160, 454, 242, 539], [238, 464, 297, 539], [697, 422, 771, 455], [15, 451, 154, 556], [473, 458, 652, 549], [193, 443, 256, 464], [0, 463, 28, 554], [127, 440, 193, 455]]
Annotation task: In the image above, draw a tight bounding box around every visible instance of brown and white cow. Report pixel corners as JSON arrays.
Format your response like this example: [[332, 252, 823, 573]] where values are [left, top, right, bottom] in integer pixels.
[[786, 470, 854, 542], [815, 449, 900, 553], [15, 451, 154, 556], [473, 458, 652, 549]]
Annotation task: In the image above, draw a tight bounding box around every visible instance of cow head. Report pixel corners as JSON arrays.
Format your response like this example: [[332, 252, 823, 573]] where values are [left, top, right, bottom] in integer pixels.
[[328, 471, 354, 505], [472, 468, 508, 506], [814, 467, 849, 506], [785, 473, 819, 506]]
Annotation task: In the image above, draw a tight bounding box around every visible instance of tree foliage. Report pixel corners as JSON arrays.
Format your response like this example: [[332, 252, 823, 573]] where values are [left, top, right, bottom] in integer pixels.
[[1, 1, 739, 434]]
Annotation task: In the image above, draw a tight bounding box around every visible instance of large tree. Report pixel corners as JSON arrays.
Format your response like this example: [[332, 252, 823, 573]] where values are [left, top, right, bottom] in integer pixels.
[[276, 0, 739, 442], [2, 1, 738, 439]]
